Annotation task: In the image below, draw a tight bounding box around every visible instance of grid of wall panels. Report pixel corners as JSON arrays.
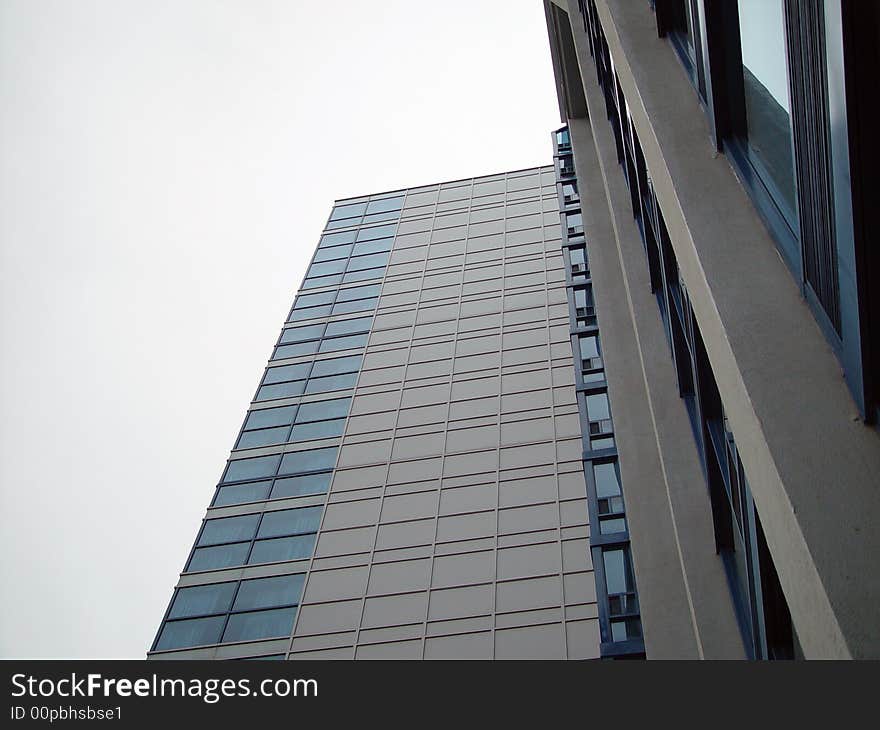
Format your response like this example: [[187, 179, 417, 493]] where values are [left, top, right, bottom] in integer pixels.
[[285, 167, 600, 660]]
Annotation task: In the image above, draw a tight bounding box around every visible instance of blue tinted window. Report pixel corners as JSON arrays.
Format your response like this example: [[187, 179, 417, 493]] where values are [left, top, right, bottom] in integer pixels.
[[302, 273, 343, 289], [307, 259, 347, 278], [258, 506, 322, 538], [187, 543, 251, 572], [312, 244, 352, 263], [310, 355, 361, 377], [304, 373, 358, 394], [279, 324, 325, 344], [319, 333, 368, 352], [356, 223, 397, 242], [295, 397, 351, 422], [352, 238, 392, 256], [249, 534, 318, 563], [279, 447, 338, 475], [329, 201, 367, 221], [223, 455, 280, 483], [222, 607, 296, 643], [325, 317, 371, 337], [324, 217, 357, 231], [256, 381, 305, 401], [319, 230, 357, 247], [273, 341, 320, 359], [235, 427, 290, 449], [331, 297, 377, 315], [233, 574, 305, 611], [366, 196, 404, 214], [361, 210, 400, 225], [342, 267, 384, 284], [198, 514, 260, 546], [244, 406, 296, 430], [270, 473, 332, 499], [156, 616, 225, 650], [290, 418, 346, 441], [293, 291, 335, 309], [262, 362, 311, 384], [213, 481, 272, 507], [347, 251, 390, 272], [335, 283, 381, 302], [287, 304, 333, 322], [169, 583, 237, 619]]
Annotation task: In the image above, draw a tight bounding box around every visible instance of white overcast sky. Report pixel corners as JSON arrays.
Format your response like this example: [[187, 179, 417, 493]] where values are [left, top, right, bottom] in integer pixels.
[[0, 0, 560, 657]]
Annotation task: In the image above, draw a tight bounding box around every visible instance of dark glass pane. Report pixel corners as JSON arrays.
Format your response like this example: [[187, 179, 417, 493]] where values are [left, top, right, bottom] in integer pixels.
[[249, 534, 318, 564], [235, 427, 290, 449], [198, 514, 261, 546], [319, 333, 368, 352], [295, 397, 351, 422], [279, 447, 338, 475], [257, 506, 322, 538], [213, 480, 272, 507], [222, 607, 297, 643], [186, 543, 251, 572], [244, 406, 297, 430], [222, 455, 280, 483], [270, 473, 332, 499], [232, 574, 305, 611], [156, 616, 225, 650], [310, 355, 362, 377], [168, 583, 237, 619], [324, 317, 371, 337], [256, 381, 305, 401], [262, 362, 311, 384], [290, 418, 346, 441], [279, 324, 325, 344], [737, 0, 797, 215]]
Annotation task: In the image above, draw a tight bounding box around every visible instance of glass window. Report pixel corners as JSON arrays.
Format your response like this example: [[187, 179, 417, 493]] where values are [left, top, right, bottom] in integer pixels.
[[293, 291, 335, 309], [342, 267, 384, 283], [270, 473, 332, 499], [262, 362, 311, 384], [273, 340, 320, 360], [244, 406, 297, 430], [287, 304, 333, 322], [222, 454, 280, 483], [302, 273, 343, 289], [279, 447, 338, 475], [312, 244, 352, 263], [257, 506, 323, 538], [356, 223, 397, 242], [569, 246, 588, 276], [331, 297, 377, 315], [222, 607, 297, 643], [578, 334, 600, 362], [335, 284, 381, 302], [324, 317, 371, 337], [168, 583, 237, 619], [256, 381, 305, 401], [295, 397, 351, 422], [235, 427, 290, 450], [304, 373, 358, 394], [310, 355, 361, 377], [307, 259, 347, 278], [187, 543, 251, 572], [352, 237, 393, 256], [319, 230, 357, 248], [362, 210, 401, 225], [586, 393, 611, 421], [319, 333, 368, 352], [365, 196, 404, 214], [279, 324, 325, 344], [603, 548, 634, 596], [329, 201, 367, 221], [594, 462, 622, 499], [567, 212, 584, 234], [156, 616, 225, 651], [346, 251, 390, 272], [213, 480, 273, 507], [249, 534, 318, 564], [735, 0, 797, 217], [290, 418, 346, 441], [233, 574, 305, 611], [198, 514, 261, 546]]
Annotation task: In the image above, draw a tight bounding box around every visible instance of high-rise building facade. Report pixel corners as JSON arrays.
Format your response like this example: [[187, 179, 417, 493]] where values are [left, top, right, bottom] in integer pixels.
[[150, 166, 638, 660], [544, 0, 880, 658]]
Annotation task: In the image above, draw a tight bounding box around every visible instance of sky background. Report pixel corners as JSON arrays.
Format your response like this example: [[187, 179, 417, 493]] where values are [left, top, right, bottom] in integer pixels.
[[0, 0, 559, 657]]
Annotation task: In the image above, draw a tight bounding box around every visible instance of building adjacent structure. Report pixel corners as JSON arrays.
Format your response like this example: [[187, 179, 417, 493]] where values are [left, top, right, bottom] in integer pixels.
[[149, 0, 879, 661], [544, 0, 879, 658]]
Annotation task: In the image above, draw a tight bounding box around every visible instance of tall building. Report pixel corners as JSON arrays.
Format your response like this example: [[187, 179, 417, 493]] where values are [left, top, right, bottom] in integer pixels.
[[150, 166, 633, 660], [543, 0, 880, 658]]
